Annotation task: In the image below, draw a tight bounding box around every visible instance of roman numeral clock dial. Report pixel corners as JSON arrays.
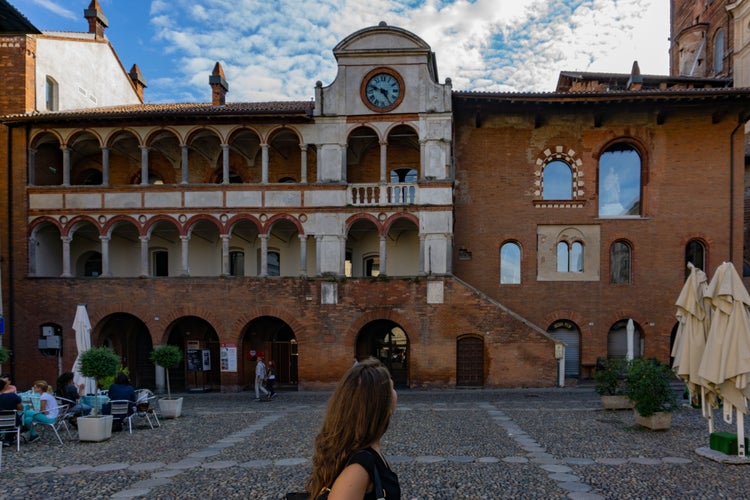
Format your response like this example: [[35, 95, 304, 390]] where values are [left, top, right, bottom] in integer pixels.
[[361, 68, 405, 112]]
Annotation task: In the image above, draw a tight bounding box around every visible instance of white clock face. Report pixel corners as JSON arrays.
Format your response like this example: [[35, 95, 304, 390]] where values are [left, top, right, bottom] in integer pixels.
[[365, 73, 401, 109]]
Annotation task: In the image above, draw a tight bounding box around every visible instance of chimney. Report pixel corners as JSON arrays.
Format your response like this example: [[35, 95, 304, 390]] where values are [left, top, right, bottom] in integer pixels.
[[129, 64, 147, 102], [84, 0, 108, 39], [626, 61, 643, 91], [209, 62, 229, 106]]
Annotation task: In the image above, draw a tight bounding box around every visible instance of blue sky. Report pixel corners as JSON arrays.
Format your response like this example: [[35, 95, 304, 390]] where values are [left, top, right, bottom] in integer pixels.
[[18, 0, 670, 104]]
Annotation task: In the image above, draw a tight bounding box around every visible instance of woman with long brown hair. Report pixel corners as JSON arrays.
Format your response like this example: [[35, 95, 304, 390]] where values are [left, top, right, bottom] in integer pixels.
[[306, 357, 400, 499]]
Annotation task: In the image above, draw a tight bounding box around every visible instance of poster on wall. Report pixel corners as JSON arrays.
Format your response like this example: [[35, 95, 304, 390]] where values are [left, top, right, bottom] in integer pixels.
[[202, 349, 211, 371], [186, 349, 203, 372], [221, 344, 237, 372]]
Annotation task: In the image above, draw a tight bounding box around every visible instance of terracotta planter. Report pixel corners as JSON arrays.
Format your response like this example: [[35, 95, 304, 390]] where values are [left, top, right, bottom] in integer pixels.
[[634, 409, 672, 430], [600, 394, 632, 410], [159, 397, 183, 418], [77, 415, 113, 442]]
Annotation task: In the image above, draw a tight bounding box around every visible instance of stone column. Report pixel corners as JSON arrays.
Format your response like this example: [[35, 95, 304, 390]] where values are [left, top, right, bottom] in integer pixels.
[[180, 235, 190, 276], [300, 145, 308, 184], [419, 234, 426, 276], [61, 236, 72, 277], [140, 146, 149, 185], [101, 147, 110, 186], [379, 235, 387, 276], [380, 141, 388, 182], [180, 144, 189, 184], [298, 234, 307, 276], [339, 235, 346, 276], [315, 235, 323, 276], [221, 143, 230, 184], [259, 234, 269, 277], [140, 236, 149, 277], [62, 146, 71, 186], [221, 235, 230, 276], [261, 143, 269, 184], [100, 235, 111, 277]]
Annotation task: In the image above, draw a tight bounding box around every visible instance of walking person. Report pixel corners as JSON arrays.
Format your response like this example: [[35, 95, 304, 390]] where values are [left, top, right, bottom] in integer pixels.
[[265, 360, 277, 399], [306, 357, 400, 499], [254, 355, 270, 401]]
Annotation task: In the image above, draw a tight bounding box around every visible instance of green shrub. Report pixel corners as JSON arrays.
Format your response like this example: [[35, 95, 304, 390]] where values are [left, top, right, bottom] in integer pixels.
[[624, 358, 679, 417], [0, 346, 9, 365], [78, 347, 120, 415], [593, 357, 628, 396]]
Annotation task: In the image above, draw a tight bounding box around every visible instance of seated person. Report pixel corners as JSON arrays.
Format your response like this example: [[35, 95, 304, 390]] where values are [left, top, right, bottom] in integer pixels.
[[0, 373, 17, 394], [55, 371, 91, 419], [0, 378, 23, 447], [104, 373, 136, 429], [21, 380, 58, 443]]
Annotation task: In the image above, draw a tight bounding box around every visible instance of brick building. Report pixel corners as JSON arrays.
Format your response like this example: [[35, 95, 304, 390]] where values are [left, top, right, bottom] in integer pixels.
[[1, 4, 750, 391]]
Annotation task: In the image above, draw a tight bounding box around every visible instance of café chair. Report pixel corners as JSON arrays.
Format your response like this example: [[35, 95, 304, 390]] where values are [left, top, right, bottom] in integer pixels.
[[134, 389, 160, 429], [33, 404, 71, 445], [109, 400, 136, 434], [0, 409, 22, 451]]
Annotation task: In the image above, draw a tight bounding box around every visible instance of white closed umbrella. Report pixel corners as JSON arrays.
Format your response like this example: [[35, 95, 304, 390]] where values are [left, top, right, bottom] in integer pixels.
[[698, 262, 750, 456], [626, 318, 635, 361], [72, 304, 96, 395]]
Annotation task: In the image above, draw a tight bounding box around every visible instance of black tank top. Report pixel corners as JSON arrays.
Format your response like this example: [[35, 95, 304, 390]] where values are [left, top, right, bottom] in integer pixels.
[[347, 447, 401, 499]]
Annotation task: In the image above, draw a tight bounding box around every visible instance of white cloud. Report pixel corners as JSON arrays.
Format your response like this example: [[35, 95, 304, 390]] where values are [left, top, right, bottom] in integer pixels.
[[144, 0, 670, 103], [29, 0, 78, 21]]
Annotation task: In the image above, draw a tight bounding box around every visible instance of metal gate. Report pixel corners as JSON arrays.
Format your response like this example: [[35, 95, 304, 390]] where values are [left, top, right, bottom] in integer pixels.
[[548, 321, 580, 377], [456, 336, 484, 386]]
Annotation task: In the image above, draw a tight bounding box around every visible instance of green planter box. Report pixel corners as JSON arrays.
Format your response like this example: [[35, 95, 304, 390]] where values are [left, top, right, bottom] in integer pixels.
[[710, 432, 749, 455]]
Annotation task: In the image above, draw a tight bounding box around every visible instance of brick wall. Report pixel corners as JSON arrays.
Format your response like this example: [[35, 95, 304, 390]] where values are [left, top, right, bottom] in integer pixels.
[[452, 100, 743, 374]]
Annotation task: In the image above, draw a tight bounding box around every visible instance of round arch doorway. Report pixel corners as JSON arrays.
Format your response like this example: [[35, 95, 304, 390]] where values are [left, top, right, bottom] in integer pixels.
[[356, 320, 409, 387], [547, 319, 580, 378], [166, 316, 220, 392], [241, 316, 298, 391], [98, 313, 154, 389]]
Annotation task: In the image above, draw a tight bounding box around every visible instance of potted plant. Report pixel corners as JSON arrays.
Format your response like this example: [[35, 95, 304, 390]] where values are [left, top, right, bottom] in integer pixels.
[[624, 357, 679, 430], [77, 346, 120, 441], [594, 357, 631, 409], [150, 345, 183, 418], [0, 346, 9, 365]]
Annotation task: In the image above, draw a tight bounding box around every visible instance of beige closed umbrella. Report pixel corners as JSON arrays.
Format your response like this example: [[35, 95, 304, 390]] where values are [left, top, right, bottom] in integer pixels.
[[698, 262, 750, 456], [672, 263, 712, 407]]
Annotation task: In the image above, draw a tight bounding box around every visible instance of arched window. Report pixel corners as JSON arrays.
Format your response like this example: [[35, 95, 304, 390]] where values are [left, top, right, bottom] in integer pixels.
[[713, 28, 725, 75], [610, 240, 631, 284], [542, 160, 573, 200], [686, 239, 705, 273], [45, 76, 59, 111], [598, 143, 641, 216], [557, 241, 584, 273], [500, 241, 521, 284]]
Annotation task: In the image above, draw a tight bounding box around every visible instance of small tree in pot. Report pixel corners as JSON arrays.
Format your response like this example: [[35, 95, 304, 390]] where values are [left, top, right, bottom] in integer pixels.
[[150, 345, 183, 418], [625, 357, 679, 429], [78, 346, 120, 415], [594, 357, 631, 409], [77, 346, 120, 441]]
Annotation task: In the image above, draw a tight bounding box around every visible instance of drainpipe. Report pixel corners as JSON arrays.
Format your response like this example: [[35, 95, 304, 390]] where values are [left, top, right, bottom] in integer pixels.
[[5, 124, 15, 379]]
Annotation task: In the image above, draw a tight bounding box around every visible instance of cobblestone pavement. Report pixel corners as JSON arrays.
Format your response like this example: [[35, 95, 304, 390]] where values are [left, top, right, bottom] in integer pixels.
[[1, 387, 750, 499]]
